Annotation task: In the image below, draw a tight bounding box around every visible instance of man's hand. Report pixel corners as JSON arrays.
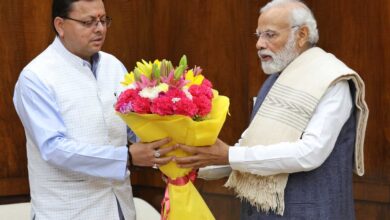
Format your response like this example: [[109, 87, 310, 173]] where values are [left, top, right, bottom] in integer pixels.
[[174, 138, 229, 169], [129, 138, 175, 167]]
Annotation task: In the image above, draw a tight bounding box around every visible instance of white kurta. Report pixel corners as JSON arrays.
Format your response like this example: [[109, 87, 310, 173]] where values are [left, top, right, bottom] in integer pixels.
[[22, 38, 135, 220]]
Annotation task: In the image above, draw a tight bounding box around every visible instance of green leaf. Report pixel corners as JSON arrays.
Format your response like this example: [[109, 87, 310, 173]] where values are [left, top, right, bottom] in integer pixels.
[[179, 55, 187, 68], [174, 65, 185, 79], [152, 63, 160, 81]]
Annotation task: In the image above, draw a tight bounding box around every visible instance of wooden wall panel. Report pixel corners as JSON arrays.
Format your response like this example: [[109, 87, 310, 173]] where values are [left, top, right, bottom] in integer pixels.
[[0, 0, 389, 219], [0, 0, 53, 197]]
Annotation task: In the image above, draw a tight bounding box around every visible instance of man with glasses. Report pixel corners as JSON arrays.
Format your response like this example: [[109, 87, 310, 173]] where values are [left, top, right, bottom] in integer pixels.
[[175, 0, 368, 219], [13, 0, 173, 219]]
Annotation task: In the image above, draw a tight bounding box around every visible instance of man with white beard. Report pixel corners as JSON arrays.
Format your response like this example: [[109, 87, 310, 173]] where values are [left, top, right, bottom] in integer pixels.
[[175, 0, 369, 219]]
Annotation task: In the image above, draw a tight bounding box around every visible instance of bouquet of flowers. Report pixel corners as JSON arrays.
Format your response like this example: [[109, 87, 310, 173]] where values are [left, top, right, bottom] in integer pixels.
[[115, 55, 229, 220]]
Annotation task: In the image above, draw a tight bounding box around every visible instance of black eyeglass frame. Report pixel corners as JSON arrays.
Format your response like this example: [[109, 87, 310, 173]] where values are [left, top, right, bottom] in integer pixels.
[[61, 16, 112, 28]]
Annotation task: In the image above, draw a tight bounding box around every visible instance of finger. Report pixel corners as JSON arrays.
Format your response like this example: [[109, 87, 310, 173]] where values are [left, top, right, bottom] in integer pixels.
[[178, 161, 203, 169], [151, 137, 171, 149], [174, 156, 198, 165], [158, 145, 175, 156], [178, 144, 199, 154], [155, 156, 174, 166]]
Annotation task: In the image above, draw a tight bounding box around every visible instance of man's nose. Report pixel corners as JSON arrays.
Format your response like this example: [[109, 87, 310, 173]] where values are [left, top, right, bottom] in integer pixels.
[[256, 37, 267, 50], [95, 21, 105, 32]]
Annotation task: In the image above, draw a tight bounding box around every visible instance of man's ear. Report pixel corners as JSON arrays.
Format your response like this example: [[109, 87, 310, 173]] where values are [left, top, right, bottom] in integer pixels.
[[54, 17, 65, 38], [296, 25, 309, 48]]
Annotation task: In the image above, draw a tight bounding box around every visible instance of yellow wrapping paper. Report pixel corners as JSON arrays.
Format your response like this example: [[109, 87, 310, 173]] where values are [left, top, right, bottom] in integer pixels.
[[118, 92, 229, 220]]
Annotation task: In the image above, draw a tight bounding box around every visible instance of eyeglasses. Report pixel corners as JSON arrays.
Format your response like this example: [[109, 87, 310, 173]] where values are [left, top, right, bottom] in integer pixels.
[[62, 16, 112, 28], [255, 25, 299, 43]]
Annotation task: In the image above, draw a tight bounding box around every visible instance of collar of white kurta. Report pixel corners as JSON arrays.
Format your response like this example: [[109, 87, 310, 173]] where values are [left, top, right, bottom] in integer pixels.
[[225, 47, 369, 215], [52, 37, 101, 70]]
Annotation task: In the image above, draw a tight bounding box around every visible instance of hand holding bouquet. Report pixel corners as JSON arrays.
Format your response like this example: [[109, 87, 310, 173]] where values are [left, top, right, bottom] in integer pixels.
[[115, 55, 229, 220]]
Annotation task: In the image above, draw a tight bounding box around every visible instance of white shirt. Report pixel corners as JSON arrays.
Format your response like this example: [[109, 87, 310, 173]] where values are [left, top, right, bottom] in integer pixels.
[[199, 80, 353, 179]]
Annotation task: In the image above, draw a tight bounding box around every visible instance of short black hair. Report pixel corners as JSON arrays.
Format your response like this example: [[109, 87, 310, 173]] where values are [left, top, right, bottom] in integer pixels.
[[52, 0, 80, 35]]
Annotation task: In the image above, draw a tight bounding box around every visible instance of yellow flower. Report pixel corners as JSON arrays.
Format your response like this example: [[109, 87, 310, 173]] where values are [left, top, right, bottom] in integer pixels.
[[185, 69, 204, 87], [135, 60, 153, 79], [134, 59, 162, 79], [157, 83, 169, 92], [121, 72, 135, 86]]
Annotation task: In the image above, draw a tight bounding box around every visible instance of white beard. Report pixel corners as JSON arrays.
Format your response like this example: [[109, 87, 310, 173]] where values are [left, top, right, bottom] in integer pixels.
[[259, 34, 299, 75]]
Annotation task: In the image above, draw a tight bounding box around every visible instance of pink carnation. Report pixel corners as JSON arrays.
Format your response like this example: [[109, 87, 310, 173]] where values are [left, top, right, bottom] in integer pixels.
[[132, 96, 151, 113], [201, 78, 213, 88], [114, 61, 216, 120], [115, 89, 140, 113], [189, 84, 213, 99], [173, 97, 198, 117], [161, 88, 198, 117], [151, 95, 174, 116], [193, 95, 212, 117], [166, 87, 186, 98]]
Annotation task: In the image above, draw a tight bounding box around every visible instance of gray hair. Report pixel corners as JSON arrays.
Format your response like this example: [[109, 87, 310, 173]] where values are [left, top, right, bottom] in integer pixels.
[[260, 0, 319, 46]]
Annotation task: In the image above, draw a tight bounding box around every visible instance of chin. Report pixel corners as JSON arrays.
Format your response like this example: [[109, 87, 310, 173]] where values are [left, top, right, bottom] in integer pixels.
[[90, 47, 102, 54], [261, 63, 279, 75]]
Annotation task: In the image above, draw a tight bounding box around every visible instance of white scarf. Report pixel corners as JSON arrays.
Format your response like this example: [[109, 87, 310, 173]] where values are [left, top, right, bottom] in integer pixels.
[[225, 47, 369, 215]]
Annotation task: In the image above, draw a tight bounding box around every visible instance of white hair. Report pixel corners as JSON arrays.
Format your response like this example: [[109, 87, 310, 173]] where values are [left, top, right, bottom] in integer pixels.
[[260, 0, 319, 46]]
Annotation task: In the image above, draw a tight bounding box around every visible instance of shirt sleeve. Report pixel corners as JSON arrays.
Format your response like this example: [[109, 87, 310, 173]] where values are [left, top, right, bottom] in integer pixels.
[[198, 165, 232, 180], [13, 69, 128, 180], [229, 81, 353, 176]]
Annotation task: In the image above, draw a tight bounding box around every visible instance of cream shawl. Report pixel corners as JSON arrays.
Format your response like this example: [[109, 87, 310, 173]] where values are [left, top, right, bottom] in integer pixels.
[[225, 47, 369, 215]]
